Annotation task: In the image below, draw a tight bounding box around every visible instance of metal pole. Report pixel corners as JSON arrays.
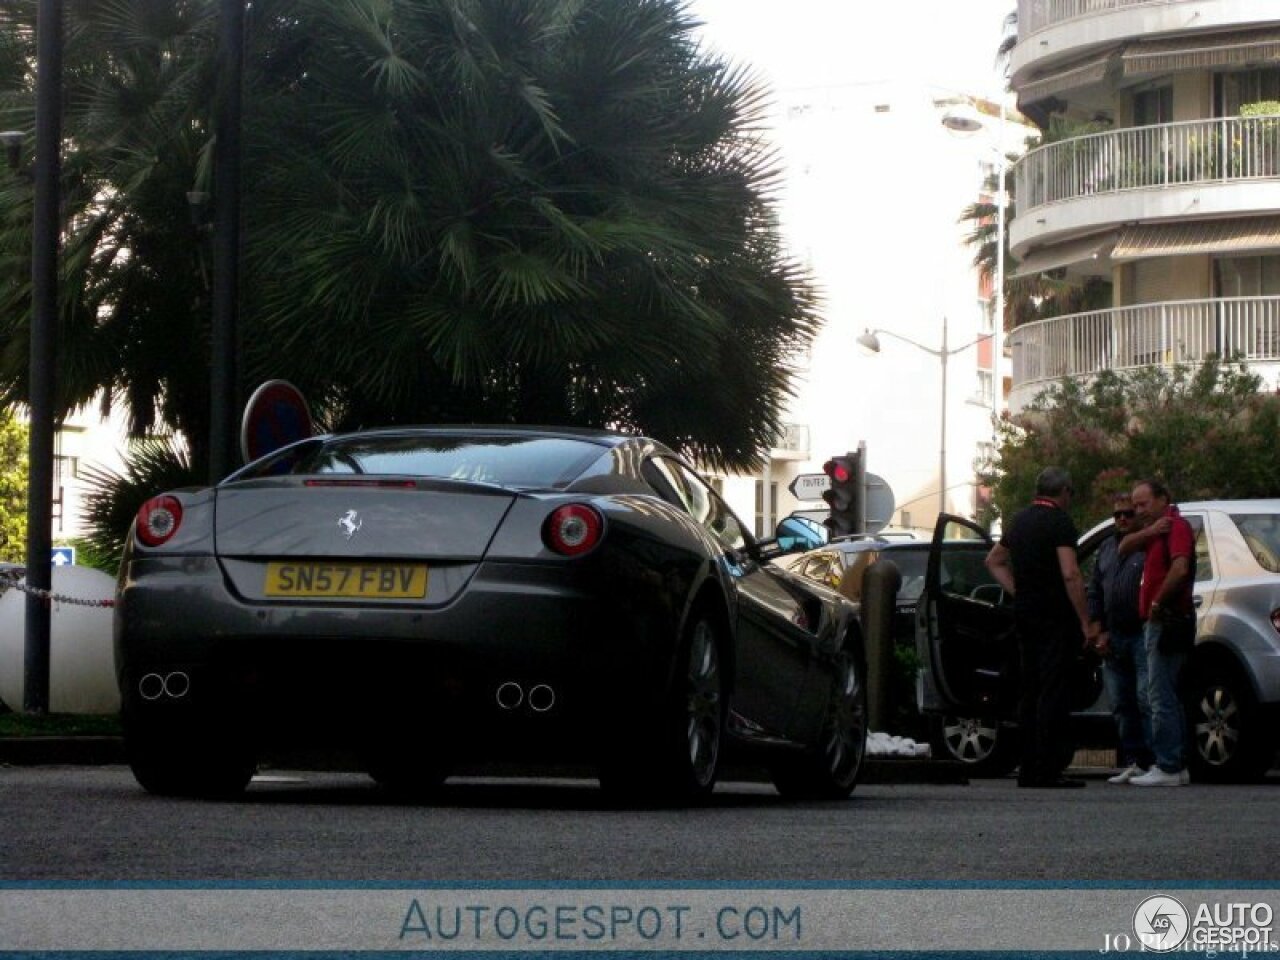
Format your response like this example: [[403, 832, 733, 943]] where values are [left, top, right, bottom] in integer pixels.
[[939, 316, 948, 520], [209, 0, 244, 483], [23, 0, 62, 714]]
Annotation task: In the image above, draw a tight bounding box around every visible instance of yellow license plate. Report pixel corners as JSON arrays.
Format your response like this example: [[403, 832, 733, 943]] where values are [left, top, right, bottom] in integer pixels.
[[264, 562, 428, 599]]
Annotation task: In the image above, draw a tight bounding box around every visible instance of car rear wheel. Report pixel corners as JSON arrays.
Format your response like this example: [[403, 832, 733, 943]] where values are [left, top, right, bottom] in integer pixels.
[[124, 707, 256, 799], [929, 713, 1018, 777], [1184, 669, 1272, 783], [772, 647, 867, 800], [600, 611, 724, 805]]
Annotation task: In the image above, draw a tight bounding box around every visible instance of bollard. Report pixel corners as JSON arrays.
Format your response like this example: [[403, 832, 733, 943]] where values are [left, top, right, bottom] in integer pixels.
[[860, 558, 901, 732]]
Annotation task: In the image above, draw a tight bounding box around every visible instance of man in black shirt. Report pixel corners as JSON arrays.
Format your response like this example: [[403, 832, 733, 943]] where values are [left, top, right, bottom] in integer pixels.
[[985, 466, 1099, 788]]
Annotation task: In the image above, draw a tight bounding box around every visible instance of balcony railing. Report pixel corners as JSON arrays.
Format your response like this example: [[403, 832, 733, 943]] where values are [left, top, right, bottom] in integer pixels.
[[1018, 0, 1180, 38], [1009, 296, 1280, 392], [1016, 115, 1280, 213]]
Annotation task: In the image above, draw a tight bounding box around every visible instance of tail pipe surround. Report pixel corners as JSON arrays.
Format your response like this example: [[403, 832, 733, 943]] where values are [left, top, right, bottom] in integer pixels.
[[494, 681, 557, 713], [138, 671, 191, 701]]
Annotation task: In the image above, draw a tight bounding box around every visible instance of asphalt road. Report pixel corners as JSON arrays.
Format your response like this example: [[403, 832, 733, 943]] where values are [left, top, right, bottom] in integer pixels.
[[4, 764, 1280, 881]]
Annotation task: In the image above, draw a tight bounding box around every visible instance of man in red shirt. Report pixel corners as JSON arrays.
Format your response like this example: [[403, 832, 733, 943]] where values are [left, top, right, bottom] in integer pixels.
[[1120, 478, 1195, 787]]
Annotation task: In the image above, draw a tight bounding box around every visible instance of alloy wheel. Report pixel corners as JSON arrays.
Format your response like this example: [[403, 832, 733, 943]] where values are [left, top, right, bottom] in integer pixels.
[[822, 654, 867, 784], [1192, 682, 1242, 767], [940, 715, 1000, 763], [685, 619, 722, 787]]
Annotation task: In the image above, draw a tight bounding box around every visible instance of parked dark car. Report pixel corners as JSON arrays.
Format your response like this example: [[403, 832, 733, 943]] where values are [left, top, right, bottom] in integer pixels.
[[114, 426, 868, 803], [916, 504, 1280, 781]]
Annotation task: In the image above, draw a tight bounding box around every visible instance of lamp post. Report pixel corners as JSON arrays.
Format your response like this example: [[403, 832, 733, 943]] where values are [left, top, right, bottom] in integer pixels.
[[23, 0, 63, 714], [209, 0, 245, 483], [857, 318, 990, 519], [941, 100, 1008, 440]]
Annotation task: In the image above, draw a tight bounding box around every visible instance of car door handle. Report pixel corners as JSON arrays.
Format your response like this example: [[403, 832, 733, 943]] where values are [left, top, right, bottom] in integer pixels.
[[1193, 595, 1203, 608]]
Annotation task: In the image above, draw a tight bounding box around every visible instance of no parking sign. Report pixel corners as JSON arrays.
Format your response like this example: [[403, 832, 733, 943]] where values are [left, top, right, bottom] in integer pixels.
[[239, 380, 314, 464]]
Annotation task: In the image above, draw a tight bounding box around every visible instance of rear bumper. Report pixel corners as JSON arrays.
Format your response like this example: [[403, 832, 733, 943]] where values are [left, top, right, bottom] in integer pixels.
[[114, 555, 679, 757]]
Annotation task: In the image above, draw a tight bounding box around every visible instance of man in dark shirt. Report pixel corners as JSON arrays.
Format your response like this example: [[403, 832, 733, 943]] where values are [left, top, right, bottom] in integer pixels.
[[1086, 492, 1152, 783], [986, 466, 1099, 789]]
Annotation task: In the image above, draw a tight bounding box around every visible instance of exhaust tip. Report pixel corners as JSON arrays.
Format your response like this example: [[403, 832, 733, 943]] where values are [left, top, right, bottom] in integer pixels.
[[164, 671, 190, 698], [138, 673, 166, 701], [528, 683, 556, 713], [495, 681, 523, 710]]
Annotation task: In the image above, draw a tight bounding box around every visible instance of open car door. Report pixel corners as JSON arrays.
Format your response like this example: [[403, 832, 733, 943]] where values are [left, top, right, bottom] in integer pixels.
[[916, 514, 1017, 719]]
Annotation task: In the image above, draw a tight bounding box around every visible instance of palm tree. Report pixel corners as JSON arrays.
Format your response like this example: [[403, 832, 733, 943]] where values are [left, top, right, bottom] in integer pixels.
[[240, 0, 816, 471], [1, 0, 816, 480], [0, 0, 221, 472]]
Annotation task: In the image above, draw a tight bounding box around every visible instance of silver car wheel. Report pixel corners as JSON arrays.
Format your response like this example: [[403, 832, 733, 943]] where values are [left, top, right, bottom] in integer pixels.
[[940, 715, 1000, 763], [1193, 682, 1241, 766]]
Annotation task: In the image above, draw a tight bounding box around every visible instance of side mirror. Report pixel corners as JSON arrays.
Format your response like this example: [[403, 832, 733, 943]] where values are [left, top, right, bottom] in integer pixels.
[[774, 516, 826, 553]]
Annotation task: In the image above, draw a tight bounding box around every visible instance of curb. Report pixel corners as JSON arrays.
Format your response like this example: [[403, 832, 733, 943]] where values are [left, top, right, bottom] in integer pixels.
[[0, 737, 969, 784]]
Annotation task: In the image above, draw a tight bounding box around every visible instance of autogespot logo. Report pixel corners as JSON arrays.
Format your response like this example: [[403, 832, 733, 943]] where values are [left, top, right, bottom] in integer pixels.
[[1134, 895, 1191, 953]]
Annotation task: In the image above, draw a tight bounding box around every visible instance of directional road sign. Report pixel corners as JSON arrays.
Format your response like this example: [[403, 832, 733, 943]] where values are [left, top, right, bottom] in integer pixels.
[[51, 546, 76, 566], [787, 473, 831, 501]]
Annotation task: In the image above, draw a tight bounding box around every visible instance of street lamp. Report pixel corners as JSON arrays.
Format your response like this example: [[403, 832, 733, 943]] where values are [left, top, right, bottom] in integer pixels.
[[857, 318, 990, 519], [941, 100, 1008, 441]]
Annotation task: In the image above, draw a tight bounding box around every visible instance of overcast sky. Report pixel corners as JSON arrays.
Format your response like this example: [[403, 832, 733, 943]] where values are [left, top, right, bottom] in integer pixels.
[[689, 0, 1015, 98]]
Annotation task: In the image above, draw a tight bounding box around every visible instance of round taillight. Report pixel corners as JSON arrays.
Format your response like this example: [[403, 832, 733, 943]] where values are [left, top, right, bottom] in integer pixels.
[[543, 504, 604, 557], [136, 495, 183, 547]]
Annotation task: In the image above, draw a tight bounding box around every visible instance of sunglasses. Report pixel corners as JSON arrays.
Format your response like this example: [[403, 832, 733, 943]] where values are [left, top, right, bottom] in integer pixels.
[[1113, 509, 1136, 520]]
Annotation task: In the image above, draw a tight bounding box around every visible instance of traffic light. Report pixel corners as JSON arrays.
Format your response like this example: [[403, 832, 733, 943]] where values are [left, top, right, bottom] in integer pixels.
[[822, 452, 861, 538]]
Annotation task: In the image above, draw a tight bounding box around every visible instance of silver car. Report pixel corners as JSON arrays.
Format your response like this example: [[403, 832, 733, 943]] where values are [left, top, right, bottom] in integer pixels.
[[916, 500, 1280, 781]]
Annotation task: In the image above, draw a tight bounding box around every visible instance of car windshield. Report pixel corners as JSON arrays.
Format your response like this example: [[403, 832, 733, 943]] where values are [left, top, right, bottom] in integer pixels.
[[246, 435, 607, 489], [1231, 513, 1280, 573]]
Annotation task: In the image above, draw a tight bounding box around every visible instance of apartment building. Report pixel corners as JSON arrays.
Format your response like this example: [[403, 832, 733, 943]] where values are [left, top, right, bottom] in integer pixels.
[[1007, 0, 1280, 412]]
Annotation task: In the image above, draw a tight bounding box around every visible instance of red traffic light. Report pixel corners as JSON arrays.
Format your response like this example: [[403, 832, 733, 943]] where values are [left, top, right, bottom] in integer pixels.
[[823, 459, 852, 484]]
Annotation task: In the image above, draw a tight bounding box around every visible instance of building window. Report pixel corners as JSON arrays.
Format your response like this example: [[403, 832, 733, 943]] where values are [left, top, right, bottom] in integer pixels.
[[976, 370, 994, 407], [1216, 68, 1280, 117], [1216, 255, 1280, 297], [754, 480, 778, 538], [1133, 86, 1173, 126]]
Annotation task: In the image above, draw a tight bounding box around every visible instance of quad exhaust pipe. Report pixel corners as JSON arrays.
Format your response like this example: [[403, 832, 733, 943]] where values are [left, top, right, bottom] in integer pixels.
[[495, 681, 557, 713], [138, 671, 190, 701]]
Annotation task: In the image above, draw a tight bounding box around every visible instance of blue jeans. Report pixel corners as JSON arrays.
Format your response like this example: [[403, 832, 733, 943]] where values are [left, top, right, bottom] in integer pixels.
[[1144, 620, 1187, 773], [1103, 628, 1153, 769]]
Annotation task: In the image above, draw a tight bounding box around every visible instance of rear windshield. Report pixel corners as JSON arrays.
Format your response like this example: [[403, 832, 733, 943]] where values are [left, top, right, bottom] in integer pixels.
[[1231, 513, 1280, 573], [246, 435, 606, 489]]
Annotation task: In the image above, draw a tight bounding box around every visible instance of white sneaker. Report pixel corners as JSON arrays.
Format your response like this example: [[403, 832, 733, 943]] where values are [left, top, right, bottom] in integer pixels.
[[1130, 767, 1186, 787], [1107, 764, 1145, 785]]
